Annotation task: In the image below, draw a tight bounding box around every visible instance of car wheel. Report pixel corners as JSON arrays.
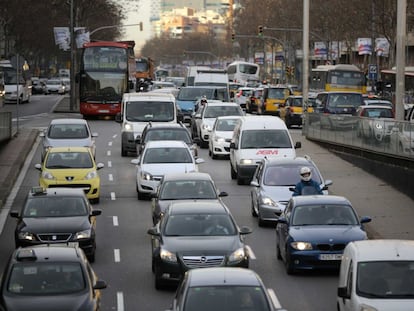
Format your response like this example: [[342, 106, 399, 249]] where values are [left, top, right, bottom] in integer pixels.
[[137, 190, 146, 200], [285, 248, 295, 275], [154, 266, 164, 290], [200, 140, 208, 149], [121, 144, 127, 157], [276, 240, 282, 260], [211, 151, 217, 159], [90, 197, 100, 204], [230, 163, 237, 179], [88, 252, 95, 263], [258, 212, 265, 227], [236, 173, 245, 185]]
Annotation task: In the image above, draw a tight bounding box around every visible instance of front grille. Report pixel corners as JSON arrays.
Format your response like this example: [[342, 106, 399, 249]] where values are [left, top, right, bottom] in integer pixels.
[[38, 233, 72, 242], [316, 244, 346, 251], [182, 256, 224, 268]]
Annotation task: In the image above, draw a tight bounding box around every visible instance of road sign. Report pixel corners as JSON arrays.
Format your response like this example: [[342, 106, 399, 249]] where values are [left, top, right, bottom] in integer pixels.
[[368, 64, 377, 80]]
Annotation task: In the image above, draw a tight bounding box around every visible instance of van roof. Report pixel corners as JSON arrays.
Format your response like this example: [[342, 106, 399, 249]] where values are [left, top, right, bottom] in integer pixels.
[[239, 115, 287, 129], [347, 239, 414, 261], [123, 92, 175, 101]]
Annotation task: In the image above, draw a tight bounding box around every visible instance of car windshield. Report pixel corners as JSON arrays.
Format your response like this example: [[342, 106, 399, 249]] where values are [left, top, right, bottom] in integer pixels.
[[48, 124, 89, 139], [241, 130, 292, 149], [45, 152, 93, 169], [264, 165, 322, 186], [268, 88, 288, 99], [329, 93, 362, 108], [23, 196, 88, 217], [160, 180, 217, 200], [204, 106, 242, 118], [145, 129, 191, 144], [357, 261, 414, 298], [184, 286, 271, 311], [125, 101, 174, 122], [291, 204, 359, 226], [8, 262, 86, 295], [363, 108, 393, 118], [215, 118, 239, 131], [143, 147, 192, 164], [164, 214, 236, 236]]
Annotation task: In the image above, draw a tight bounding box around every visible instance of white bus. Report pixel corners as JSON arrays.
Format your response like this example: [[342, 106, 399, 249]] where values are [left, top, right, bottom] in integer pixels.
[[227, 61, 260, 85]]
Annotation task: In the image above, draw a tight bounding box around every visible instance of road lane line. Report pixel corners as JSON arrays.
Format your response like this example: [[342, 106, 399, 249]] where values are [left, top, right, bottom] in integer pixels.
[[113, 216, 119, 226], [246, 245, 256, 260], [268, 288, 283, 308], [117, 291, 124, 311], [108, 141, 112, 146], [114, 249, 120, 262], [111, 192, 116, 200], [113, 134, 117, 139], [109, 174, 113, 181], [108, 160, 112, 168], [107, 150, 111, 156]]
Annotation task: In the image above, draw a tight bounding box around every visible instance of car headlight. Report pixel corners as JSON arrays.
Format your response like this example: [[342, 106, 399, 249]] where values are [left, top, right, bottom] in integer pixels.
[[141, 171, 153, 181], [290, 242, 313, 250], [359, 304, 378, 311], [240, 159, 254, 165], [75, 229, 92, 239], [42, 171, 55, 180], [124, 122, 133, 132], [214, 136, 225, 143], [160, 248, 177, 263], [261, 196, 277, 207], [18, 232, 35, 241], [229, 247, 247, 263], [202, 123, 211, 131], [85, 170, 98, 180]]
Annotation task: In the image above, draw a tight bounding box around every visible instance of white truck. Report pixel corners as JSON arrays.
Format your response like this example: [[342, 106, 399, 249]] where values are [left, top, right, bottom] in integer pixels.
[[0, 60, 31, 104]]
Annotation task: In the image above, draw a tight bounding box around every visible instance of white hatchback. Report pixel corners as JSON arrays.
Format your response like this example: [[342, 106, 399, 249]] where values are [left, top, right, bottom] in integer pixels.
[[208, 116, 241, 159], [131, 140, 204, 200]]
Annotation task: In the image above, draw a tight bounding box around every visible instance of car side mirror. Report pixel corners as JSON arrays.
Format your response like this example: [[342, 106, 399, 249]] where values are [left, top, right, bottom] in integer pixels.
[[277, 217, 287, 224], [218, 191, 228, 197], [239, 226, 252, 235], [294, 141, 301, 149], [115, 113, 122, 123], [229, 142, 236, 149], [337, 286, 350, 299]]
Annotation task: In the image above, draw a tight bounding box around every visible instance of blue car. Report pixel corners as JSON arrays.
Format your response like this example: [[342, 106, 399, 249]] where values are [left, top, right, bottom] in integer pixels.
[[275, 195, 371, 274]]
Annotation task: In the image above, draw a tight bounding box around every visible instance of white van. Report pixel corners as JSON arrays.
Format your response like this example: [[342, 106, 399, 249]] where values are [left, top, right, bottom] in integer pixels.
[[337, 239, 414, 311], [193, 68, 229, 88], [229, 115, 301, 185], [115, 92, 177, 156]]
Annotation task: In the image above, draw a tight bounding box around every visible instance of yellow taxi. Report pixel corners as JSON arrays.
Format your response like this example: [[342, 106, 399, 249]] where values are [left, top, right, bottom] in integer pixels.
[[279, 95, 314, 128], [35, 146, 104, 203], [262, 85, 292, 116]]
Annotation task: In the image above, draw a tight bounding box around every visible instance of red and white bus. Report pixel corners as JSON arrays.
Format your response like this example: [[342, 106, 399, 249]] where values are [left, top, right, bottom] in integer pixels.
[[78, 41, 136, 118]]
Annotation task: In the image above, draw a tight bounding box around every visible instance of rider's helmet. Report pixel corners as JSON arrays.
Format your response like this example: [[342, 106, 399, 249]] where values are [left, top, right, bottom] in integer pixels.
[[300, 166, 312, 182]]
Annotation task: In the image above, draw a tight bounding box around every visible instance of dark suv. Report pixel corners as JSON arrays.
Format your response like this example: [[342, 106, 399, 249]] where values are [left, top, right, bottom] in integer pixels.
[[314, 91, 364, 115], [137, 122, 199, 156]]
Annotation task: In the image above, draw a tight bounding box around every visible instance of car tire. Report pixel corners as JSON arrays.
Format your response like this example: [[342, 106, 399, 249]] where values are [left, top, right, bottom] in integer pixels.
[[137, 190, 146, 200], [88, 252, 95, 263], [90, 197, 100, 204], [121, 145, 127, 157], [258, 213, 265, 227], [154, 266, 164, 290], [230, 163, 237, 179], [276, 240, 282, 260], [285, 249, 295, 275], [251, 197, 258, 217]]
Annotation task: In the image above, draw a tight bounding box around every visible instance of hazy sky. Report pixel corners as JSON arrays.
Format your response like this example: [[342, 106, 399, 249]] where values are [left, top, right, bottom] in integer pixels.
[[122, 0, 152, 54]]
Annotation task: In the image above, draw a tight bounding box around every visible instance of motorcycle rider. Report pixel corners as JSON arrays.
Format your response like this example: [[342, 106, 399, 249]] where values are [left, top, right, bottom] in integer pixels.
[[292, 166, 323, 196]]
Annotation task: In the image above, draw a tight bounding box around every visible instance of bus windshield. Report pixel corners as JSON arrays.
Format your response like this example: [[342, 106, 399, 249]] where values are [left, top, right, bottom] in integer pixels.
[[328, 71, 365, 87], [80, 71, 126, 101]]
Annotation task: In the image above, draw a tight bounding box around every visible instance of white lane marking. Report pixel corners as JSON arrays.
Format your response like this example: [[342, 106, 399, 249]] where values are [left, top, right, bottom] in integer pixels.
[[108, 141, 112, 146], [0, 136, 40, 234], [114, 249, 120, 262], [117, 291, 124, 311], [113, 216, 119, 226], [246, 245, 256, 260], [268, 288, 283, 309], [113, 134, 117, 139], [107, 160, 112, 168], [107, 150, 111, 156], [108, 174, 113, 181], [110, 192, 116, 200]]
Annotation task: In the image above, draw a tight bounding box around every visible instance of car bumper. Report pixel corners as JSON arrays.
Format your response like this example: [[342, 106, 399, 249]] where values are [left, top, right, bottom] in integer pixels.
[[287, 114, 303, 125], [258, 203, 286, 221], [138, 178, 161, 194], [39, 179, 100, 200], [211, 140, 231, 156], [288, 249, 343, 271]]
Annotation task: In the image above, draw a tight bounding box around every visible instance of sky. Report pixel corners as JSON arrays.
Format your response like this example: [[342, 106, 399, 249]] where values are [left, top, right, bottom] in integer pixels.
[[121, 0, 152, 55]]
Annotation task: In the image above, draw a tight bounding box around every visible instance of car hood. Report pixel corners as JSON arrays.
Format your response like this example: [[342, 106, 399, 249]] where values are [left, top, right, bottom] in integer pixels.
[[20, 216, 90, 232], [289, 226, 367, 242], [163, 236, 241, 254], [42, 168, 98, 182], [213, 131, 234, 139], [3, 291, 93, 311], [43, 138, 93, 148], [261, 185, 294, 204], [141, 163, 197, 175]]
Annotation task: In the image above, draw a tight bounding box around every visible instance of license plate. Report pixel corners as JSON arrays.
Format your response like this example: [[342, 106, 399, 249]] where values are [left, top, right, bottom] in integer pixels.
[[98, 110, 109, 113], [319, 254, 342, 260]]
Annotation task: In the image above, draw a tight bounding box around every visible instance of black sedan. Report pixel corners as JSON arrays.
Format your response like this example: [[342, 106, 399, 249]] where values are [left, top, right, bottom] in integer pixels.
[[147, 201, 252, 289], [167, 267, 281, 311], [0, 245, 106, 311], [10, 187, 101, 262], [275, 195, 371, 275]]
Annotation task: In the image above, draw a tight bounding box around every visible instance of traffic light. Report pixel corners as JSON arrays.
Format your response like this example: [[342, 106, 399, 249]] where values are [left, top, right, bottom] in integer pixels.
[[258, 25, 263, 37], [231, 33, 235, 41]]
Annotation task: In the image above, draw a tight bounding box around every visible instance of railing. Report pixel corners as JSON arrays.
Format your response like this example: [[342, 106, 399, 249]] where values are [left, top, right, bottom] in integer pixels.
[[303, 113, 414, 161], [0, 112, 12, 143]]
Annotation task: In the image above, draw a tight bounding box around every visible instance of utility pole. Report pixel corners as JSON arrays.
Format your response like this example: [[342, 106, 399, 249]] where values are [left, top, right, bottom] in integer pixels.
[[69, 0, 76, 111], [395, 0, 406, 121]]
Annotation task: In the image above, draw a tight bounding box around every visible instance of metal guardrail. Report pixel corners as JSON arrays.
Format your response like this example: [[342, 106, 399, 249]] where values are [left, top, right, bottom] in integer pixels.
[[0, 112, 12, 143], [302, 113, 414, 161]]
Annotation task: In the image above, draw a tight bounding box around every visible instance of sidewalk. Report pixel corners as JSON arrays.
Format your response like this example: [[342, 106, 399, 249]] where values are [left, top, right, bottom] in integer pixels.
[[0, 95, 75, 208]]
